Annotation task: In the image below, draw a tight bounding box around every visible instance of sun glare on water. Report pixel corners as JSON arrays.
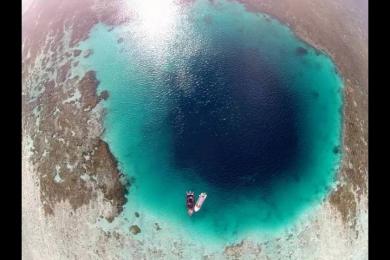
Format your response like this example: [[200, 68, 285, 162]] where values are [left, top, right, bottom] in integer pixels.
[[131, 0, 180, 41], [121, 0, 186, 65]]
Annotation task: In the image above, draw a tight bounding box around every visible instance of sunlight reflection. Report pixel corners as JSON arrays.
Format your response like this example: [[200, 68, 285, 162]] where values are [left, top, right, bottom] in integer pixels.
[[131, 0, 180, 42]]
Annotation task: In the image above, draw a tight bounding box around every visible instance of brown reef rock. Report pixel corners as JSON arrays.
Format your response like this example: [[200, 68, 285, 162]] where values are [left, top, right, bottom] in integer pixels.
[[238, 0, 368, 228], [22, 0, 133, 220]]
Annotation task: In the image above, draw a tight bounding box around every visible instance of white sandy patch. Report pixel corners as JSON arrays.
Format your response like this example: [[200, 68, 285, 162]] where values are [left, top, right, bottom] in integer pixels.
[[22, 137, 128, 259], [80, 173, 91, 182], [23, 129, 367, 259], [65, 161, 77, 171], [87, 104, 105, 138], [63, 88, 81, 106], [52, 107, 60, 117], [22, 137, 367, 260], [52, 165, 63, 183], [254, 199, 367, 260]]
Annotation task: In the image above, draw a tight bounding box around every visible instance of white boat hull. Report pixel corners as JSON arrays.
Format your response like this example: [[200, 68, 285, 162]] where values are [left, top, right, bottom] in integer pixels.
[[194, 193, 207, 212]]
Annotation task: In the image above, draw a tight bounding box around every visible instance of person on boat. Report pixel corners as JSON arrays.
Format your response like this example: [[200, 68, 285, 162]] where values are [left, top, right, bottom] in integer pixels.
[[186, 191, 195, 216]]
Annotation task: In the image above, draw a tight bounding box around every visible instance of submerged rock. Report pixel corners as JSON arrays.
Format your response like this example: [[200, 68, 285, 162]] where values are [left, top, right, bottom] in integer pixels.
[[154, 223, 161, 231], [296, 46, 308, 56], [129, 225, 141, 235]]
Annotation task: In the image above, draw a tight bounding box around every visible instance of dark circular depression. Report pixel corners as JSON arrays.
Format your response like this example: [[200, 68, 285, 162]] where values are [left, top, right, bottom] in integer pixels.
[[164, 46, 301, 191]]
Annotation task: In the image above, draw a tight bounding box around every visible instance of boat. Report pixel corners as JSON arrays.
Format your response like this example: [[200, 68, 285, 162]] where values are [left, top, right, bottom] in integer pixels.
[[186, 191, 195, 216], [194, 192, 207, 212]]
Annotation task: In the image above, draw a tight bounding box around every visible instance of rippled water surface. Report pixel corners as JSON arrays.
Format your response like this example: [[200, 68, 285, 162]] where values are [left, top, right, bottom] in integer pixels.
[[80, 0, 343, 243]]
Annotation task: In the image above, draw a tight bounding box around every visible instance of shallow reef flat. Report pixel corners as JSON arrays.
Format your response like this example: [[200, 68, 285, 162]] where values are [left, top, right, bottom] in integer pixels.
[[22, 0, 367, 258]]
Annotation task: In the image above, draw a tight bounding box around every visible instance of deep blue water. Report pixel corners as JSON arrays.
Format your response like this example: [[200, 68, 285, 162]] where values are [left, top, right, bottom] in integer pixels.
[[166, 49, 300, 190], [79, 0, 343, 243]]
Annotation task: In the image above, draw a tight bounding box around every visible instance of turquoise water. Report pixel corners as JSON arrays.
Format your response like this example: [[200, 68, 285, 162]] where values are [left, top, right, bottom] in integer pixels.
[[79, 0, 342, 243]]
